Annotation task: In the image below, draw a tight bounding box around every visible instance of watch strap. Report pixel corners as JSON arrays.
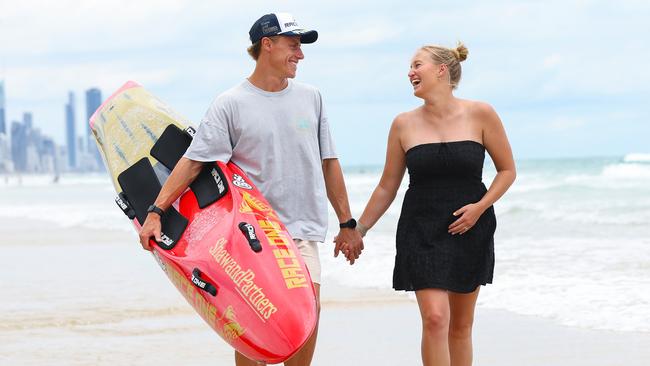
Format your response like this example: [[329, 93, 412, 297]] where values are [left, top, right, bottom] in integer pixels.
[[339, 218, 357, 229], [147, 204, 164, 217]]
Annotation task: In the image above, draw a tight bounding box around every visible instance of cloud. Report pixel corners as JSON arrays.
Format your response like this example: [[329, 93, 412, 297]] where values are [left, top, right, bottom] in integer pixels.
[[547, 116, 587, 131], [1, 0, 650, 161], [543, 54, 563, 69], [5, 62, 176, 100], [318, 20, 403, 47]]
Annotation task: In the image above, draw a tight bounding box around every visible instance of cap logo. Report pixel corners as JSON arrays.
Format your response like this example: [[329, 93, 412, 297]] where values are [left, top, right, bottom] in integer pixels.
[[261, 21, 278, 35], [284, 21, 298, 28]]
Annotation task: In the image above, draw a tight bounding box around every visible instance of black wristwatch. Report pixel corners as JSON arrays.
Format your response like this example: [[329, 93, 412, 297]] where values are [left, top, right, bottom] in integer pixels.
[[147, 204, 164, 217], [339, 218, 357, 229]]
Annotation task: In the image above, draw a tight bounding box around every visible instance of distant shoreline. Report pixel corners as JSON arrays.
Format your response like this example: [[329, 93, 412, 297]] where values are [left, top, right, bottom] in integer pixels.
[[2, 154, 648, 179]]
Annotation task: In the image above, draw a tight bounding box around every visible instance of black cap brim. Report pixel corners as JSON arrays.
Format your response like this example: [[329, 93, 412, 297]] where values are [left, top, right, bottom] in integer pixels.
[[279, 29, 318, 44]]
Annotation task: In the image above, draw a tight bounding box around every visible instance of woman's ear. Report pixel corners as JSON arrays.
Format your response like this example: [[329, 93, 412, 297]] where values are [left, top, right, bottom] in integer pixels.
[[437, 64, 448, 78]]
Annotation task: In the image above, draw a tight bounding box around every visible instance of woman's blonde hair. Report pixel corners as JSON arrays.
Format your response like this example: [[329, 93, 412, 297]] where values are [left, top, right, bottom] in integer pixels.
[[420, 41, 468, 89]]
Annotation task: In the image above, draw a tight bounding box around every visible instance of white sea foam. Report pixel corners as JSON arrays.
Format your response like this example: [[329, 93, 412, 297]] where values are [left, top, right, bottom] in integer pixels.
[[321, 232, 650, 332], [601, 163, 650, 179], [321, 156, 650, 332], [507, 175, 563, 193], [3, 157, 649, 333], [478, 237, 650, 332], [0, 174, 130, 231], [560, 164, 650, 191], [0, 173, 111, 187], [623, 153, 650, 163], [0, 204, 130, 231]]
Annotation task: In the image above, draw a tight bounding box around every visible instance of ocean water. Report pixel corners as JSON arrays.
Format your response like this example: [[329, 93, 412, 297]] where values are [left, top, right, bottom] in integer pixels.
[[1, 154, 649, 334], [324, 154, 650, 333]]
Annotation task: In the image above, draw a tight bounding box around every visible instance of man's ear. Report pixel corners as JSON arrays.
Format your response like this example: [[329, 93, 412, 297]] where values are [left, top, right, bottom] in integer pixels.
[[261, 37, 273, 52]]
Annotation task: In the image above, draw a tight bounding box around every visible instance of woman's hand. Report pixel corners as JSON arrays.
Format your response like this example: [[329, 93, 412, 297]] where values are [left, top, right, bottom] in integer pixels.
[[448, 202, 486, 235]]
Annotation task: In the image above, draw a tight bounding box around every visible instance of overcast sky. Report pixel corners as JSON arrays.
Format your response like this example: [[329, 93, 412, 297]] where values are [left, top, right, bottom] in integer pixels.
[[1, 0, 648, 165]]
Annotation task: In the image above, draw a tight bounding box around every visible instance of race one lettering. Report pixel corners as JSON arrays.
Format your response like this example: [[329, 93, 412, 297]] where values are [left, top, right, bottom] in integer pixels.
[[258, 219, 308, 289], [284, 277, 308, 289], [272, 248, 295, 259]]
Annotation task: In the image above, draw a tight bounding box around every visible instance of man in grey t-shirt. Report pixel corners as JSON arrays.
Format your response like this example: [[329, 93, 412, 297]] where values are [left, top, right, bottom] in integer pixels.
[[138, 12, 363, 366]]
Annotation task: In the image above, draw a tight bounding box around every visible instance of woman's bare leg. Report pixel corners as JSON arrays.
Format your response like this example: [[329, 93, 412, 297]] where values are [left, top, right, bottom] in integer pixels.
[[448, 287, 480, 366], [416, 289, 451, 366]]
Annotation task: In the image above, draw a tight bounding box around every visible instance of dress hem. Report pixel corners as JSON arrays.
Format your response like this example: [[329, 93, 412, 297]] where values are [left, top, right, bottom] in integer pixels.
[[392, 281, 492, 294]]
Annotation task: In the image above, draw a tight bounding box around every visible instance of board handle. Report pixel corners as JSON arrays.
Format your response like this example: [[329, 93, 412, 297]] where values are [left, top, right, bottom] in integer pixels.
[[238, 222, 263, 252], [191, 268, 217, 296]]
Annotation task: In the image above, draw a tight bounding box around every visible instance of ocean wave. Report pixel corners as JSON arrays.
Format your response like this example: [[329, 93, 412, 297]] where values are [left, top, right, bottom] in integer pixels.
[[0, 173, 112, 187], [477, 237, 650, 332], [0, 204, 131, 232], [540, 209, 650, 226], [499, 168, 648, 193], [623, 153, 650, 163], [320, 229, 650, 333], [558, 164, 650, 190], [507, 179, 563, 193], [601, 163, 650, 179], [498, 197, 650, 225]]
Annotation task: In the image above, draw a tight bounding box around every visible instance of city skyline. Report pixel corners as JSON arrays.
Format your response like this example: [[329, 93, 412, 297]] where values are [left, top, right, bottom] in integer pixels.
[[85, 88, 103, 168], [1, 1, 649, 165], [0, 80, 104, 174], [65, 91, 76, 169], [0, 80, 6, 135]]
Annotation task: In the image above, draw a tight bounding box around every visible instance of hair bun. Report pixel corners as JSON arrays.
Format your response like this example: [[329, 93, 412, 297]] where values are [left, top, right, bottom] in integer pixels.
[[452, 42, 468, 62]]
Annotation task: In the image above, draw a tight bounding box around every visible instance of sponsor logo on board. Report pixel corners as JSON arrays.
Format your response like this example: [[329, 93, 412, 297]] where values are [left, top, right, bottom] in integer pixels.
[[209, 238, 278, 321], [232, 174, 252, 190]]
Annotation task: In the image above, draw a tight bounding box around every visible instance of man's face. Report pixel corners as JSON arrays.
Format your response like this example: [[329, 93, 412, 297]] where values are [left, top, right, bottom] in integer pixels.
[[267, 36, 304, 78]]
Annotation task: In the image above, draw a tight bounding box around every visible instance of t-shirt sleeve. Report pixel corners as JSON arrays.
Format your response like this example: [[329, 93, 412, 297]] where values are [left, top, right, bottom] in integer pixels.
[[183, 96, 233, 163], [317, 92, 337, 160]]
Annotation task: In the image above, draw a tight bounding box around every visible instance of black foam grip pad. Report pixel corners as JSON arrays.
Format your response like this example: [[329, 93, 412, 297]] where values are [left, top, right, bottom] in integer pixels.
[[117, 157, 187, 249]]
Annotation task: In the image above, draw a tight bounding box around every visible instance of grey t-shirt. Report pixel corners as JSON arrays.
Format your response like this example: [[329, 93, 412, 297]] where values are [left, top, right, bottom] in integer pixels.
[[184, 79, 337, 242]]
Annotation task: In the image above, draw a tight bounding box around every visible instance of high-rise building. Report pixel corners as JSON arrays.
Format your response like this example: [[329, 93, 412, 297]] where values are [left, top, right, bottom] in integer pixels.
[[0, 80, 6, 135], [11, 120, 27, 172], [65, 92, 76, 169], [0, 132, 11, 173], [41, 137, 57, 175], [85, 88, 102, 152], [85, 88, 103, 170], [23, 112, 33, 129]]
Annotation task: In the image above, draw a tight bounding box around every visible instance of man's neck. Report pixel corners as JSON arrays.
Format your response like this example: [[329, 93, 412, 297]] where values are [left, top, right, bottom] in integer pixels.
[[248, 66, 289, 92]]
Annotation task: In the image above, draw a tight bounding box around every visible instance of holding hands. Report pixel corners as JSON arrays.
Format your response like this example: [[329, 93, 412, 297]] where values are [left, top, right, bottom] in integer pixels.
[[333, 226, 364, 265]]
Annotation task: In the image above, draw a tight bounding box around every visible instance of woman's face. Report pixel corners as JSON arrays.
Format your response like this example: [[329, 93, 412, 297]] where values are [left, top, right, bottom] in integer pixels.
[[408, 50, 446, 97]]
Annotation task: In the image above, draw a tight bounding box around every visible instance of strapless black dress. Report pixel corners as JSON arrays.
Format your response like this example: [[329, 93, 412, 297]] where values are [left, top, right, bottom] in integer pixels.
[[394, 141, 496, 293]]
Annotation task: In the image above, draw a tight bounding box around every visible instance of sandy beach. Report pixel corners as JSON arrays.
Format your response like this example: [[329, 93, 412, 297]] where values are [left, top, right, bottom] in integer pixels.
[[1, 216, 649, 366]]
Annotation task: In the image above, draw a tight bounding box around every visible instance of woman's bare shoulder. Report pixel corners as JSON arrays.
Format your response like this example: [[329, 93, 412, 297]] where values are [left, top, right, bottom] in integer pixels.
[[393, 107, 421, 128], [460, 99, 497, 119]]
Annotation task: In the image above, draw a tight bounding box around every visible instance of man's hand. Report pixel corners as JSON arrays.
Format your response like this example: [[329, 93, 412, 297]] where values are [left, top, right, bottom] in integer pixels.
[[138, 213, 162, 251], [333, 228, 364, 265]]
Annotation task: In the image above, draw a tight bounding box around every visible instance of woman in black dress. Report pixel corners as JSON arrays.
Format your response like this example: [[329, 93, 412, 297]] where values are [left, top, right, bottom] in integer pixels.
[[353, 43, 516, 365]]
